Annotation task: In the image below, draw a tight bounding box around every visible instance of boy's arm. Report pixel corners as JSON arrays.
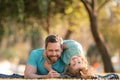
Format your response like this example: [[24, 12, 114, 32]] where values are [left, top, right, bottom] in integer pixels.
[[44, 61, 61, 76], [44, 61, 53, 71]]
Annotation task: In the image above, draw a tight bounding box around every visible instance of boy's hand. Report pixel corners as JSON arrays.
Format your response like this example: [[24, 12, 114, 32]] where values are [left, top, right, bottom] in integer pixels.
[[46, 70, 61, 78], [44, 61, 52, 71], [44, 61, 61, 78]]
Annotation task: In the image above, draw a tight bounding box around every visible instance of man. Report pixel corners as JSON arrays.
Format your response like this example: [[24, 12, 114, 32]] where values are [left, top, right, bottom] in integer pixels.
[[44, 40, 84, 76], [24, 35, 65, 78]]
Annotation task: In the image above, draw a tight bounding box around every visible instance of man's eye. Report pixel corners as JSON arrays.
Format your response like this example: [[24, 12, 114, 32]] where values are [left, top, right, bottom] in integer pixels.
[[48, 50, 53, 52], [49, 50, 53, 51], [55, 50, 60, 52]]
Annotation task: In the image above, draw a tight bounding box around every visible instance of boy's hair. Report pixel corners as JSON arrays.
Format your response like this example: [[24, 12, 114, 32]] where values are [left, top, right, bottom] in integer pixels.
[[64, 55, 95, 79], [45, 35, 63, 48]]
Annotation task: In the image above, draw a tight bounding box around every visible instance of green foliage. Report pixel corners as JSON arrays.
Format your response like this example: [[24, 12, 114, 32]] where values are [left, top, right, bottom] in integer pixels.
[[0, 24, 4, 43], [99, 2, 120, 53], [109, 27, 120, 49], [51, 0, 89, 36], [101, 26, 120, 53], [50, 0, 72, 14], [24, 0, 41, 18], [0, 48, 20, 61], [37, 0, 50, 19], [0, 0, 20, 18], [16, 0, 24, 21]]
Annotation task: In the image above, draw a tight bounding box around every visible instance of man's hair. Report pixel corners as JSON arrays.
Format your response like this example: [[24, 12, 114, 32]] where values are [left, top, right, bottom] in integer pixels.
[[45, 35, 63, 48]]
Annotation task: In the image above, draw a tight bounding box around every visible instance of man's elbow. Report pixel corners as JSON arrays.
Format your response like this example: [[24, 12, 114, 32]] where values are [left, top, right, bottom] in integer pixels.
[[24, 73, 28, 78], [24, 71, 30, 78]]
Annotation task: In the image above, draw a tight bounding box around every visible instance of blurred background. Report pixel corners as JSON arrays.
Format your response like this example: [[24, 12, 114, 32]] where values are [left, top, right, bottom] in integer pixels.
[[0, 0, 120, 75]]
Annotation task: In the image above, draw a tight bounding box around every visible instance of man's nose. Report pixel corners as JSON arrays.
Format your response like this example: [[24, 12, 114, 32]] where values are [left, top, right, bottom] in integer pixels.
[[53, 51, 56, 55]]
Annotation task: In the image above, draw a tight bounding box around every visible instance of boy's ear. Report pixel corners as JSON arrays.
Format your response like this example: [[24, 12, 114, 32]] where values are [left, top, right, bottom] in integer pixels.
[[62, 44, 66, 50]]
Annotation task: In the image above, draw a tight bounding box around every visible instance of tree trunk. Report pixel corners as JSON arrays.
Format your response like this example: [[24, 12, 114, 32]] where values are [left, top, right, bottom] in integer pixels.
[[81, 0, 114, 72], [89, 13, 114, 72], [64, 29, 72, 39]]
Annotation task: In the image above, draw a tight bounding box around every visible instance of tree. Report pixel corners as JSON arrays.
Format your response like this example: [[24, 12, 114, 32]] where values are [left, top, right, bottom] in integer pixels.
[[80, 0, 114, 72], [0, 22, 4, 46]]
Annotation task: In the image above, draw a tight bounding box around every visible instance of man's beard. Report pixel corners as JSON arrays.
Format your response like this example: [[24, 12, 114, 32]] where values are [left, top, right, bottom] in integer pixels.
[[46, 55, 60, 64]]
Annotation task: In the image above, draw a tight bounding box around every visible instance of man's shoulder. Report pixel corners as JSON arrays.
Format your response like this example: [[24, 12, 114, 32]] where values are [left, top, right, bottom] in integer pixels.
[[30, 48, 45, 55], [32, 48, 44, 52]]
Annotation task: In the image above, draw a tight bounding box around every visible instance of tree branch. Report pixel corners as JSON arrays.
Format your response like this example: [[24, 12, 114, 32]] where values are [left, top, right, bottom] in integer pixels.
[[97, 0, 111, 13], [81, 0, 92, 14], [91, 0, 95, 10]]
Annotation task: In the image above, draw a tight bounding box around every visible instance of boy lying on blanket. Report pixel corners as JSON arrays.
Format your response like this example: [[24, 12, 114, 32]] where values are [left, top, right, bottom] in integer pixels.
[[44, 40, 119, 79]]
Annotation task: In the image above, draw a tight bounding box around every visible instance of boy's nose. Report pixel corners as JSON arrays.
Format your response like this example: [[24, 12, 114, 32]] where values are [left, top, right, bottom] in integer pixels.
[[73, 58, 78, 62]]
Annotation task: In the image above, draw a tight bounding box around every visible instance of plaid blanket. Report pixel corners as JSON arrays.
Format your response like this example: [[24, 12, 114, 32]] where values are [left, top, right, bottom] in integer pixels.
[[0, 73, 119, 79], [0, 74, 23, 78]]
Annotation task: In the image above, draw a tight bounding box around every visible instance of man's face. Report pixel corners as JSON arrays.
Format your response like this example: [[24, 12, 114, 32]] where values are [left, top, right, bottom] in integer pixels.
[[45, 42, 62, 64]]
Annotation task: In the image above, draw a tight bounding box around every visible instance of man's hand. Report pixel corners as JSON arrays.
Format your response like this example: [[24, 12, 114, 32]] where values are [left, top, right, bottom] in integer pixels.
[[46, 70, 61, 78]]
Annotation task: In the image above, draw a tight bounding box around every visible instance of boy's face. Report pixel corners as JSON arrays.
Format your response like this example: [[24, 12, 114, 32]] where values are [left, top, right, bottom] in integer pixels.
[[69, 56, 87, 71], [45, 42, 62, 64]]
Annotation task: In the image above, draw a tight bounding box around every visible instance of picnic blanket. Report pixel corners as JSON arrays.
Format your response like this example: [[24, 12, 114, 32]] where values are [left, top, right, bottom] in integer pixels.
[[0, 73, 119, 79]]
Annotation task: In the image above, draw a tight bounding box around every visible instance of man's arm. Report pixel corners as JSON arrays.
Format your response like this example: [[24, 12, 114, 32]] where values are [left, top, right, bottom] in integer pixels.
[[24, 64, 47, 78], [24, 64, 61, 78]]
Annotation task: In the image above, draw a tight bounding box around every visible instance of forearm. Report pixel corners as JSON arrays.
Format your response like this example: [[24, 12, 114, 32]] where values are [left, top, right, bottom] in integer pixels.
[[24, 71, 60, 79], [24, 73, 47, 79]]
